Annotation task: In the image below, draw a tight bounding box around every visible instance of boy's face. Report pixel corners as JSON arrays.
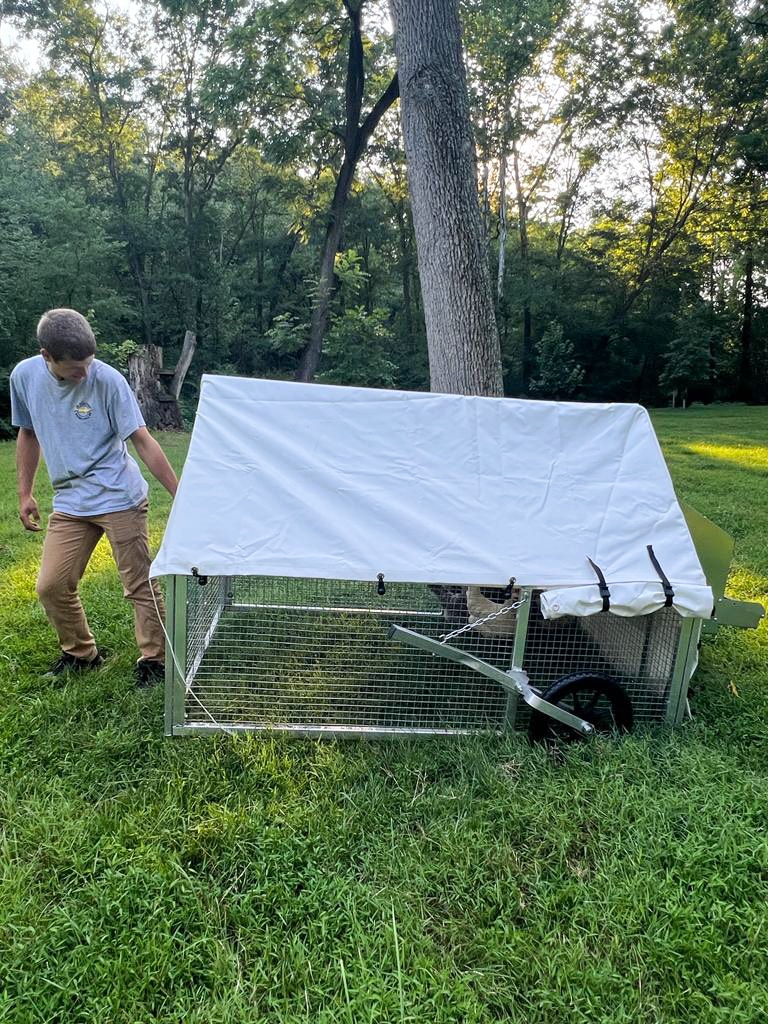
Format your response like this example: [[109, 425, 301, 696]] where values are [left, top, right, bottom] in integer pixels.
[[41, 350, 94, 383]]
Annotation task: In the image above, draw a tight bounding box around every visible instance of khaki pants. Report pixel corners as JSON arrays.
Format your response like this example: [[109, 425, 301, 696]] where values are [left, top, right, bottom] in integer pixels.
[[36, 500, 165, 662]]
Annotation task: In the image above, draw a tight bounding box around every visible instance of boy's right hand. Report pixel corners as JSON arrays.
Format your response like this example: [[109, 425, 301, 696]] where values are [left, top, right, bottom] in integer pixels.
[[19, 496, 41, 531]]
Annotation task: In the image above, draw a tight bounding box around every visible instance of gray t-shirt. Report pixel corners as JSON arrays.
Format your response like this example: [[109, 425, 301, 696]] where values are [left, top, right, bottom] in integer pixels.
[[10, 355, 149, 516]]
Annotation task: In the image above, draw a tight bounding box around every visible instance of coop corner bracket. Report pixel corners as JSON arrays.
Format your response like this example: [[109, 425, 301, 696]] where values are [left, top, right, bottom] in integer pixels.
[[701, 596, 764, 633]]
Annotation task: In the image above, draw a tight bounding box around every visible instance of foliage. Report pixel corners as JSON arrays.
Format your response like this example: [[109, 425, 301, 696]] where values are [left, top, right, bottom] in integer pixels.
[[97, 339, 142, 374], [529, 319, 584, 399], [264, 312, 308, 357], [0, 0, 766, 409], [318, 305, 397, 388], [659, 302, 713, 400]]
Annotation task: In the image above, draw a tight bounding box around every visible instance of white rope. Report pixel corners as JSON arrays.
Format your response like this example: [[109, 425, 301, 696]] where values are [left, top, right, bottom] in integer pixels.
[[149, 578, 232, 734]]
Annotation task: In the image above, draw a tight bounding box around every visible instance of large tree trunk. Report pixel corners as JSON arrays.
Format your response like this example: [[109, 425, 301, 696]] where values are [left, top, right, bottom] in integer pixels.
[[390, 0, 502, 397], [391, 0, 503, 636], [126, 344, 184, 430]]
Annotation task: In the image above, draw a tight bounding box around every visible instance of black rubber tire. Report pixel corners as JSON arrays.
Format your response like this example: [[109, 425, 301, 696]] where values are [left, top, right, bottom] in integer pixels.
[[528, 672, 634, 745]]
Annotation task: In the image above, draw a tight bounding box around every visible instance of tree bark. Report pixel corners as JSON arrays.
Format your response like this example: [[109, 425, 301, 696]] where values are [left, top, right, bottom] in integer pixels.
[[126, 345, 184, 430], [390, 0, 502, 396], [169, 330, 197, 401]]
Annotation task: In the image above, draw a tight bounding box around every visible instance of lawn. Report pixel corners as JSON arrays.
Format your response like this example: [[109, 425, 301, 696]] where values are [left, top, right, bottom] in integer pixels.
[[0, 406, 767, 1024]]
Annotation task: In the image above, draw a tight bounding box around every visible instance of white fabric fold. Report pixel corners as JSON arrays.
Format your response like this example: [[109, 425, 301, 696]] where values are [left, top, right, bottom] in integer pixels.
[[539, 583, 714, 620]]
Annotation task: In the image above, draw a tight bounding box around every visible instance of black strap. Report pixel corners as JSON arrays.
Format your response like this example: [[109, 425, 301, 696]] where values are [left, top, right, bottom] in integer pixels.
[[587, 557, 611, 612], [647, 545, 674, 607]]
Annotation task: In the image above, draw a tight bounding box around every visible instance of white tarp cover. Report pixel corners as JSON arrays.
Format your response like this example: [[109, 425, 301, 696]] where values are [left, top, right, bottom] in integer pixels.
[[150, 376, 713, 619]]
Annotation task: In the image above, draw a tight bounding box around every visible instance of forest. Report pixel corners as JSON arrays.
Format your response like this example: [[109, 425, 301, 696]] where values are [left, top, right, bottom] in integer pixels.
[[0, 0, 766, 432]]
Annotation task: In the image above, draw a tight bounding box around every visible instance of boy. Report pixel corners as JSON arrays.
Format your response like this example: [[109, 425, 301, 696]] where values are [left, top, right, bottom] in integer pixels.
[[10, 308, 178, 686]]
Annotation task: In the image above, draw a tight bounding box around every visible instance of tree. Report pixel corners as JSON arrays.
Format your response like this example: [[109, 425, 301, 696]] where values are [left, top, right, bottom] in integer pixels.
[[4, 0, 768, 410], [389, 0, 502, 396], [659, 301, 712, 407], [8, 0, 266, 425], [231, 0, 400, 382], [529, 319, 584, 399], [462, 0, 571, 389], [292, 1, 399, 382], [12, 2, 161, 343]]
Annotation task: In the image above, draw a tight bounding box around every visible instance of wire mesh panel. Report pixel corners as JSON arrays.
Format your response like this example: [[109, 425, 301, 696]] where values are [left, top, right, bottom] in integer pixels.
[[517, 593, 683, 729], [186, 575, 228, 679], [172, 576, 688, 736], [179, 577, 515, 735]]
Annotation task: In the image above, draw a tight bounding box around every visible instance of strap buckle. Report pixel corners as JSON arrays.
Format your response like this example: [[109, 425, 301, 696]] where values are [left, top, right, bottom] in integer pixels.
[[587, 557, 611, 612], [647, 545, 674, 607]]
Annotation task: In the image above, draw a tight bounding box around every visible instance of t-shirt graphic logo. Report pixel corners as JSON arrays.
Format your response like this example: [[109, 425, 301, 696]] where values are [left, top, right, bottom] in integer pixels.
[[74, 401, 93, 420]]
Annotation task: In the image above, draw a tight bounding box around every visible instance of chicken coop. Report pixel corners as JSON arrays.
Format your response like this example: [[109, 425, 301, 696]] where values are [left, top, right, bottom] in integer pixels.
[[150, 377, 761, 741]]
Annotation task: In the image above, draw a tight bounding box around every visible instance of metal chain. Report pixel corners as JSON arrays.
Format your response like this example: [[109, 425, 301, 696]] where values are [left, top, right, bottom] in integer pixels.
[[440, 591, 529, 643]]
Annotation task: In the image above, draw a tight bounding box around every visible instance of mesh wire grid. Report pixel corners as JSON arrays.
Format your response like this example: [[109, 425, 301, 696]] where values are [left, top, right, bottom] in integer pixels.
[[179, 576, 684, 734], [515, 593, 682, 730]]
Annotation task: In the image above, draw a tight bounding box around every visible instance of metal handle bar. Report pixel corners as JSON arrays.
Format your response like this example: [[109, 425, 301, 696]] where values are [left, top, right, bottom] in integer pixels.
[[388, 624, 595, 737]]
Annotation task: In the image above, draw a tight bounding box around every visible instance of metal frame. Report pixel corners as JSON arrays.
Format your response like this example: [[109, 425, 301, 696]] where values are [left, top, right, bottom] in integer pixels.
[[664, 616, 700, 726], [389, 624, 595, 736], [164, 573, 187, 737], [506, 587, 532, 728], [165, 574, 703, 739]]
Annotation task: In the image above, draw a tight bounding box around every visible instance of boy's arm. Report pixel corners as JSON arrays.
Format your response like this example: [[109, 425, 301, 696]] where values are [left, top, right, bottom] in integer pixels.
[[16, 427, 42, 531], [129, 427, 178, 497]]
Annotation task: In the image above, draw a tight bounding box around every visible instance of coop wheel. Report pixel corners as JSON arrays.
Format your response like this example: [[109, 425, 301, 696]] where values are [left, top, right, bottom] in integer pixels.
[[528, 672, 634, 745]]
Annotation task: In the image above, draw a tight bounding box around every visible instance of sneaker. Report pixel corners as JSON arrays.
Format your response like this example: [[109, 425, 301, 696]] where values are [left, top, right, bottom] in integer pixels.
[[135, 659, 165, 688], [44, 650, 105, 679]]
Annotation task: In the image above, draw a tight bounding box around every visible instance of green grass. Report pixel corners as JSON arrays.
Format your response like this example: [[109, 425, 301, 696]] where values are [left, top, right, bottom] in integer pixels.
[[1, 408, 767, 1023]]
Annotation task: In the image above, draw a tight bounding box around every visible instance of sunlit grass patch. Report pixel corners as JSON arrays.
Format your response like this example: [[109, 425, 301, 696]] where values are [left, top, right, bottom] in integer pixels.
[[725, 565, 768, 606], [685, 442, 768, 470]]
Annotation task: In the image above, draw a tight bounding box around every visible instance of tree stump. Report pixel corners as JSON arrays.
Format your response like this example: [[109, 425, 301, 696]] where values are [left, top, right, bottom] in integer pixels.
[[126, 343, 184, 430]]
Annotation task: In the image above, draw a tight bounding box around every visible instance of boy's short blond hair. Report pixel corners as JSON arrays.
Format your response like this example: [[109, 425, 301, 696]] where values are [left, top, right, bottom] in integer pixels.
[[37, 309, 97, 361]]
